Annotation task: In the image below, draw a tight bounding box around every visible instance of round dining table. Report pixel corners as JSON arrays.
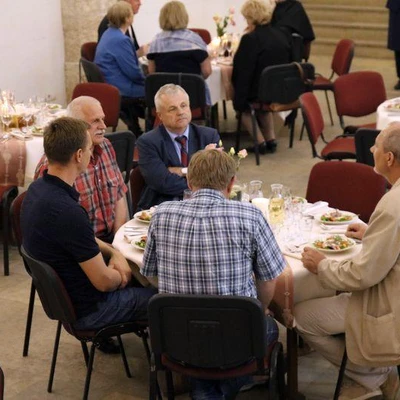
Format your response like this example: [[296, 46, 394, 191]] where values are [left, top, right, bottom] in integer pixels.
[[376, 97, 400, 130]]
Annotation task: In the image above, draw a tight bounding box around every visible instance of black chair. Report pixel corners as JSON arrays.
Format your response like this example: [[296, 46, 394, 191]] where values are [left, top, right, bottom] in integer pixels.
[[236, 62, 315, 165], [355, 128, 380, 167], [1, 185, 18, 275], [148, 293, 285, 400], [145, 72, 210, 130], [20, 246, 151, 400], [79, 42, 98, 82], [129, 166, 146, 216], [80, 58, 105, 83]]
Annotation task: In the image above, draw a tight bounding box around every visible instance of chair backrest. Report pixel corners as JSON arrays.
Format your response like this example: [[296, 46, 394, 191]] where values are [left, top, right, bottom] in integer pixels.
[[189, 28, 211, 45], [258, 62, 315, 105], [130, 166, 146, 215], [104, 130, 136, 184], [299, 92, 324, 156], [355, 128, 380, 167], [80, 42, 97, 62], [331, 39, 355, 77], [306, 161, 387, 223], [0, 366, 3, 400], [20, 246, 77, 323], [80, 58, 105, 83], [72, 82, 120, 130], [334, 71, 386, 124], [144, 73, 209, 129], [10, 191, 27, 253], [148, 293, 266, 370]]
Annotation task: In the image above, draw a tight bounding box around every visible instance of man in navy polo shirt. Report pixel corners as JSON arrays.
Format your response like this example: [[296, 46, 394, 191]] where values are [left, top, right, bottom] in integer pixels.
[[21, 117, 155, 331]]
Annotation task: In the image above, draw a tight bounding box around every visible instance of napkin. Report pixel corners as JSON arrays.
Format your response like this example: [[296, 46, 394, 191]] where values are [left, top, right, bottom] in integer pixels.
[[10, 131, 33, 141], [303, 201, 329, 216]]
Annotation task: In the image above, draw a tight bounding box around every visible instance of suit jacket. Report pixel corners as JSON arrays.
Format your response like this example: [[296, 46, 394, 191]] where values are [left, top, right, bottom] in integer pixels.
[[387, 0, 400, 50], [232, 24, 291, 111], [317, 178, 400, 367], [98, 15, 140, 50], [136, 123, 220, 210]]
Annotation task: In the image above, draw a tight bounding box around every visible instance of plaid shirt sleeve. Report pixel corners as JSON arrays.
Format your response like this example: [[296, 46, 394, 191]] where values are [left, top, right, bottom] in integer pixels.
[[33, 154, 48, 180], [141, 221, 158, 276]]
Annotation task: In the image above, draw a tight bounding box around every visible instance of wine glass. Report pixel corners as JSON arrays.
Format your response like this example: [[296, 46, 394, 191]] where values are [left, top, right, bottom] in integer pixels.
[[22, 99, 34, 133], [1, 103, 13, 135]]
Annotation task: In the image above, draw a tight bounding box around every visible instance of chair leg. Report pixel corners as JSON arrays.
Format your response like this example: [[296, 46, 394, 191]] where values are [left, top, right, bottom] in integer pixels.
[[289, 111, 297, 149], [81, 342, 89, 367], [22, 281, 36, 357], [47, 321, 62, 393], [250, 108, 260, 166], [235, 112, 242, 152], [299, 122, 305, 141], [222, 100, 227, 120], [83, 343, 96, 400], [324, 91, 334, 126], [333, 349, 347, 400], [268, 342, 283, 400], [117, 335, 132, 378], [3, 197, 10, 276], [149, 354, 159, 400], [165, 369, 174, 400]]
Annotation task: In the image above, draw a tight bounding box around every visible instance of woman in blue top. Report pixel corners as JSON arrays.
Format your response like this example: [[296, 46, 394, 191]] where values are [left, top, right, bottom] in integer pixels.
[[95, 2, 145, 135]]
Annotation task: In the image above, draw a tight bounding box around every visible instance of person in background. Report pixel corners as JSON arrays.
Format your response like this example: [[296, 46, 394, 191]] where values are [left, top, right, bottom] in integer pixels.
[[146, 0, 212, 105], [141, 149, 285, 399], [95, 1, 145, 136], [387, 0, 400, 90], [232, 0, 291, 155], [98, 0, 149, 57], [23, 117, 156, 351], [296, 122, 400, 400], [136, 84, 219, 210]]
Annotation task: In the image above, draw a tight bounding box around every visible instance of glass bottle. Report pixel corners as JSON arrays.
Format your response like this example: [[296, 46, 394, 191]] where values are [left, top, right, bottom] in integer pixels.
[[269, 184, 285, 226], [248, 180, 263, 202]]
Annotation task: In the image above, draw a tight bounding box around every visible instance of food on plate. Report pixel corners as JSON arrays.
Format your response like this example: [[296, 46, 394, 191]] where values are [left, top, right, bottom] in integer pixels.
[[385, 102, 400, 111], [313, 235, 354, 251], [291, 196, 306, 204], [134, 235, 147, 249], [31, 126, 44, 135], [320, 210, 353, 222], [138, 211, 152, 221]]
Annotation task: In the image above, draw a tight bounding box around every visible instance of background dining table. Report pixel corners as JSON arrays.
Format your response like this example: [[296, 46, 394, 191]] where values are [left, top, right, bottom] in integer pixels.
[[376, 97, 400, 130]]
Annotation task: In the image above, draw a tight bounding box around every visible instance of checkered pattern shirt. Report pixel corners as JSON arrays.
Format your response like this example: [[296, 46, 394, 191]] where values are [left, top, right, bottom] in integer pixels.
[[34, 139, 127, 237], [141, 189, 285, 297]]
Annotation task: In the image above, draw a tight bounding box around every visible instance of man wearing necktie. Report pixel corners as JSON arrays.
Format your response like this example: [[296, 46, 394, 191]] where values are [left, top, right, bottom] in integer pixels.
[[136, 84, 220, 210], [98, 0, 148, 57]]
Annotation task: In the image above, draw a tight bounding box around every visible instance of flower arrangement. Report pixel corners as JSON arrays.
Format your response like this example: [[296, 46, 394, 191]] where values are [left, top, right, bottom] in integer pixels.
[[213, 7, 235, 38], [228, 146, 248, 171]]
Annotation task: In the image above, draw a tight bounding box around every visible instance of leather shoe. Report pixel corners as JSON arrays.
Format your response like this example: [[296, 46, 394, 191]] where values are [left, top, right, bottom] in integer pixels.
[[246, 141, 269, 155], [394, 80, 400, 90], [266, 139, 278, 153], [95, 337, 121, 354]]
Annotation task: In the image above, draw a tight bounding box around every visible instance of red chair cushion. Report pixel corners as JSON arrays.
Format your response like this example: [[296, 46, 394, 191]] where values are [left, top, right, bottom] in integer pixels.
[[321, 137, 356, 160], [312, 75, 333, 91]]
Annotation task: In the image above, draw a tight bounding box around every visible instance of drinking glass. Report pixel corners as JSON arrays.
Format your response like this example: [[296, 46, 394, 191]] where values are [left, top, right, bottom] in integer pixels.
[[1, 104, 13, 134], [22, 99, 34, 133], [248, 180, 264, 201]]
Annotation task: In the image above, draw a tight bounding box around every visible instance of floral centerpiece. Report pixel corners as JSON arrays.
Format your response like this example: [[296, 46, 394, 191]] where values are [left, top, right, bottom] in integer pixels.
[[213, 7, 235, 38]]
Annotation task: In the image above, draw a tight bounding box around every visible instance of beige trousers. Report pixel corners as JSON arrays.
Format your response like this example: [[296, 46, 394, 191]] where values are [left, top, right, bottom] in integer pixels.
[[294, 293, 391, 390]]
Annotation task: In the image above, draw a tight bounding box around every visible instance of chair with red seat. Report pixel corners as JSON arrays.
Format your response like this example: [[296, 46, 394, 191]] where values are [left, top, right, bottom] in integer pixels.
[[72, 82, 120, 132], [299, 92, 356, 160], [1, 185, 18, 276], [306, 161, 387, 223], [79, 42, 98, 82], [312, 39, 355, 126], [148, 293, 285, 400], [189, 28, 211, 45], [20, 245, 151, 400], [334, 71, 387, 133]]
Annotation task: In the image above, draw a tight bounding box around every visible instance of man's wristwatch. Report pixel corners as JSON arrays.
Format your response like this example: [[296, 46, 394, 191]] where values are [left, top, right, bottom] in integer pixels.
[[181, 167, 188, 175]]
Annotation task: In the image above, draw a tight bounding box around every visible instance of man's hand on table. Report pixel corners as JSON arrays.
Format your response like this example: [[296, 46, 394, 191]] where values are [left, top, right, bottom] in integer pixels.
[[345, 222, 367, 240], [301, 247, 326, 275], [109, 250, 132, 288]]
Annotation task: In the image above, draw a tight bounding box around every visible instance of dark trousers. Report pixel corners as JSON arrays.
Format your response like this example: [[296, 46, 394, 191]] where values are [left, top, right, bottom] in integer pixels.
[[395, 50, 400, 79]]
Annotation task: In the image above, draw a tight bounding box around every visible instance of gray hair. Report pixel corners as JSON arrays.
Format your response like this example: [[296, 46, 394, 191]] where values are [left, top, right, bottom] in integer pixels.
[[383, 122, 400, 162], [67, 96, 101, 120], [154, 84, 189, 111]]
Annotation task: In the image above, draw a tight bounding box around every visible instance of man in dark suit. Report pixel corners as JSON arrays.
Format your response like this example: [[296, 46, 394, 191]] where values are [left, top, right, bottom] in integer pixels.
[[387, 0, 400, 90], [136, 84, 220, 210], [98, 0, 148, 56]]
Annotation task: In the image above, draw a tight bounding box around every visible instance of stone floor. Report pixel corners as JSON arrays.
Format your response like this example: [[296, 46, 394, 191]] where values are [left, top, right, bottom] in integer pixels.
[[0, 53, 398, 399]]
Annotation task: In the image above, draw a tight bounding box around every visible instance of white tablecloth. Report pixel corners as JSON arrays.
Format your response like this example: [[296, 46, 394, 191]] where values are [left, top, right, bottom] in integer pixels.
[[24, 136, 44, 188], [376, 98, 400, 130]]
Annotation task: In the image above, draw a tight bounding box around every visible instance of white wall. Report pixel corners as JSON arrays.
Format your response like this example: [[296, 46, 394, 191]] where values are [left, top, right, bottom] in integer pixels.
[[0, 0, 66, 105]]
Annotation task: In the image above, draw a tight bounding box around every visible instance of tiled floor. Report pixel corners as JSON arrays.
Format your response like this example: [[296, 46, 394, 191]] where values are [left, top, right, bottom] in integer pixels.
[[0, 53, 398, 399]]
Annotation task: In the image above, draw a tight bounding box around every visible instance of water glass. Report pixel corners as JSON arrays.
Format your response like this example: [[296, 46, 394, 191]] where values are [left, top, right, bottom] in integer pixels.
[[300, 216, 314, 243], [183, 189, 193, 200]]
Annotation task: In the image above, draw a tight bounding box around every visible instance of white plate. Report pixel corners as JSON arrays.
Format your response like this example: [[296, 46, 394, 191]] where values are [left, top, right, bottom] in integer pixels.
[[385, 104, 400, 113], [311, 236, 356, 253], [291, 196, 307, 205], [316, 211, 357, 225], [134, 210, 152, 224], [130, 235, 147, 251]]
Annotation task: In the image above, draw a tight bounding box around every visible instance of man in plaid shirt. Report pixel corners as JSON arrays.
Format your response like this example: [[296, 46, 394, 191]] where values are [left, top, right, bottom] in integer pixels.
[[141, 149, 285, 399]]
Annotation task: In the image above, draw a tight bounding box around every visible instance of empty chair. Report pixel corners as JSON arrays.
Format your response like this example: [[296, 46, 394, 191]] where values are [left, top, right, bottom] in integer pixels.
[[300, 92, 356, 160], [72, 82, 121, 131], [145, 72, 210, 130], [1, 185, 18, 275], [189, 28, 211, 44], [306, 161, 387, 223], [355, 128, 380, 167], [79, 42, 98, 82], [20, 246, 151, 400], [312, 39, 355, 125], [148, 293, 286, 400], [334, 71, 386, 133]]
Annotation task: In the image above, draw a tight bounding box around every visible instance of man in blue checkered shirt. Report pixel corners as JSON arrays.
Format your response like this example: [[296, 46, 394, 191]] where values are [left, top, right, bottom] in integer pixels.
[[141, 149, 286, 399]]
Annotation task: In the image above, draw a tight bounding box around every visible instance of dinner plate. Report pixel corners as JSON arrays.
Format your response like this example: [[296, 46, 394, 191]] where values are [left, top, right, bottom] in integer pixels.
[[385, 103, 400, 113], [311, 236, 356, 253], [133, 210, 152, 224], [291, 196, 307, 205], [130, 235, 147, 251], [316, 211, 357, 225]]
